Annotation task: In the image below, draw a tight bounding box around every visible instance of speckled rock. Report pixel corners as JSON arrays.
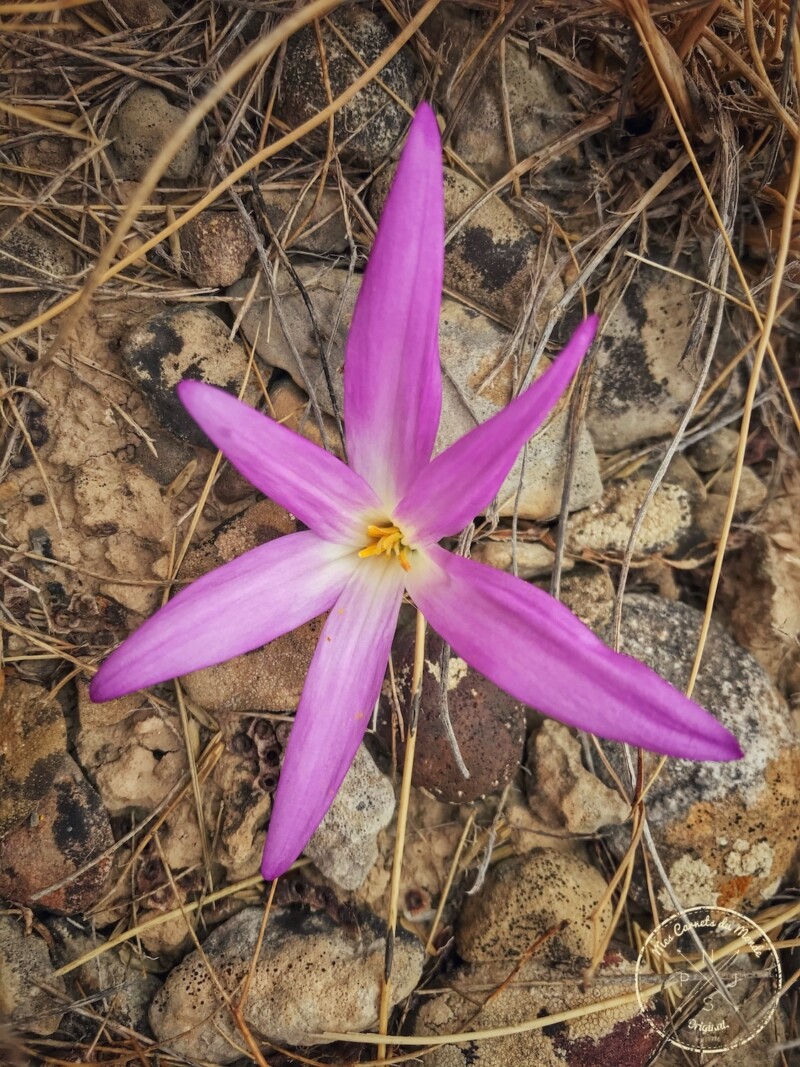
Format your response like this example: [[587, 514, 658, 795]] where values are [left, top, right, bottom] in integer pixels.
[[277, 7, 417, 167], [370, 165, 564, 323], [114, 87, 198, 181], [415, 952, 664, 1067], [181, 500, 322, 712], [0, 213, 74, 320], [228, 266, 601, 520], [76, 701, 188, 817], [108, 0, 169, 26], [306, 745, 395, 890], [586, 265, 737, 451], [723, 462, 800, 692], [121, 305, 258, 445], [599, 594, 800, 910], [0, 755, 115, 913], [470, 538, 565, 578], [0, 915, 67, 1036], [76, 678, 143, 728], [435, 10, 572, 184], [181, 211, 255, 289], [149, 905, 425, 1060], [566, 468, 701, 557], [557, 566, 616, 631], [457, 848, 613, 964], [527, 721, 629, 834], [259, 185, 349, 253], [380, 632, 526, 803], [0, 679, 67, 837]]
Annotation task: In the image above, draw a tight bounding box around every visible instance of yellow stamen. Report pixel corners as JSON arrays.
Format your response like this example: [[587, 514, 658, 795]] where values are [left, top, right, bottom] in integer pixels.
[[358, 522, 413, 569]]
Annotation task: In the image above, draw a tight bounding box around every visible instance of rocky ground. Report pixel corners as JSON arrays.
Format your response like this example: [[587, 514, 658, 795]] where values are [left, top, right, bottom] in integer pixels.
[[1, 2, 799, 1065]]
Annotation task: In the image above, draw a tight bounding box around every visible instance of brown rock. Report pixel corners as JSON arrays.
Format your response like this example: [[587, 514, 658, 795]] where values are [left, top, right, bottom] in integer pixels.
[[710, 466, 768, 511], [0, 755, 115, 914], [268, 377, 344, 460], [108, 0, 169, 26], [0, 213, 75, 320], [0, 679, 67, 837], [181, 211, 255, 289], [0, 915, 67, 1036], [379, 632, 526, 803], [114, 88, 198, 181], [457, 848, 613, 965], [259, 185, 349, 253], [181, 500, 322, 712], [470, 538, 565, 579], [277, 7, 417, 167]]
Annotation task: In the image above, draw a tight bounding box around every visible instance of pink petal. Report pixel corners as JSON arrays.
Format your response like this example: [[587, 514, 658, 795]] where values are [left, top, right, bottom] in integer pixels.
[[261, 558, 405, 879], [396, 317, 599, 545], [344, 103, 444, 508], [405, 546, 743, 761], [178, 380, 380, 544], [90, 532, 357, 702]]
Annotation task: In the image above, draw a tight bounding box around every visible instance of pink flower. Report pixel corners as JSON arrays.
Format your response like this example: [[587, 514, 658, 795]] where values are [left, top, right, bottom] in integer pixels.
[[91, 104, 742, 880]]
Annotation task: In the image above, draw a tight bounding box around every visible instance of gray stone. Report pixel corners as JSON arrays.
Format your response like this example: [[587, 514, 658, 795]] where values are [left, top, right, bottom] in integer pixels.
[[0, 915, 66, 1036], [456, 848, 613, 965], [121, 305, 258, 445], [0, 213, 74, 320], [149, 905, 425, 1060], [259, 185, 349, 254], [369, 164, 564, 323], [599, 594, 800, 910], [228, 266, 601, 521], [277, 7, 417, 167], [586, 264, 737, 451], [306, 745, 395, 890]]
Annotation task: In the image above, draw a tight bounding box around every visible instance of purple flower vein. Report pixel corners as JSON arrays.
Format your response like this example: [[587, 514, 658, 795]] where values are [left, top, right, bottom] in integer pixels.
[[90, 104, 742, 880]]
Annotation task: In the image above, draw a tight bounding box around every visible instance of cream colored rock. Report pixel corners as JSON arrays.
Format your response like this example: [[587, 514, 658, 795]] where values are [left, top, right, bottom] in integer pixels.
[[527, 721, 629, 834], [149, 906, 425, 1059], [77, 679, 145, 729], [471, 538, 564, 578], [457, 848, 613, 964], [228, 267, 601, 521], [306, 745, 395, 891], [710, 466, 768, 511], [566, 476, 694, 556], [114, 88, 198, 181]]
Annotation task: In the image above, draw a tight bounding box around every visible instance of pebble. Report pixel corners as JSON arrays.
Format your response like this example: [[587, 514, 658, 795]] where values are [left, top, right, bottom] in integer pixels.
[[687, 427, 739, 472], [0, 755, 115, 914], [435, 11, 572, 184], [710, 466, 768, 511], [415, 952, 664, 1067], [527, 721, 629, 834], [457, 847, 613, 965], [180, 211, 255, 289], [277, 7, 417, 167], [268, 376, 345, 459], [133, 426, 195, 487], [0, 213, 75, 321], [369, 165, 564, 323], [379, 631, 526, 803], [470, 538, 565, 579], [259, 185, 349, 253], [107, 0, 169, 25], [121, 305, 258, 445], [0, 914, 67, 1036], [149, 905, 425, 1059], [180, 500, 322, 712], [585, 264, 737, 451], [228, 266, 601, 520], [114, 87, 198, 181], [599, 593, 800, 910], [305, 745, 395, 890], [0, 678, 67, 837]]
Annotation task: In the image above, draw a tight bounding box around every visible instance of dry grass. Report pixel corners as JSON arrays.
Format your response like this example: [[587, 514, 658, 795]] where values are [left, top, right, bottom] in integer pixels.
[[1, 0, 799, 1064]]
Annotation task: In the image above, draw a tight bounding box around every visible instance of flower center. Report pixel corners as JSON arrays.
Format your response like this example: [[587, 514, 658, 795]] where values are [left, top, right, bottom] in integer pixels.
[[358, 523, 411, 572]]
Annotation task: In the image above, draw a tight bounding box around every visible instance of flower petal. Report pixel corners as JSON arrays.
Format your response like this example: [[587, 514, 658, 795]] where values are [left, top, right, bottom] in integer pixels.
[[396, 317, 599, 545], [261, 558, 405, 879], [405, 546, 743, 761], [344, 103, 444, 508], [178, 380, 380, 543], [90, 532, 357, 702]]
